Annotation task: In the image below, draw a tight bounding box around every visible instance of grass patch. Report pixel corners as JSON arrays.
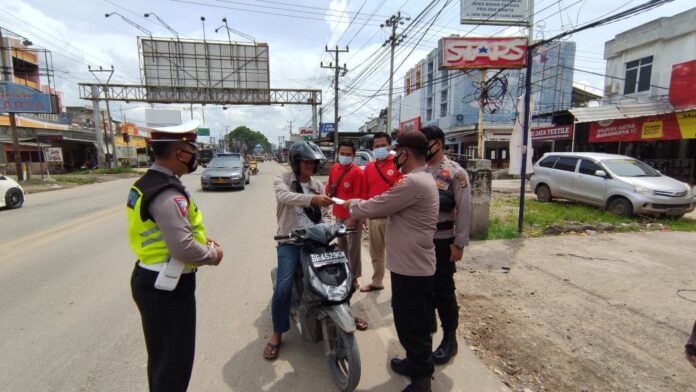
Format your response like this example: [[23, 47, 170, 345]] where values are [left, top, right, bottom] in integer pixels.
[[80, 167, 137, 175], [478, 197, 696, 240], [54, 176, 99, 185]]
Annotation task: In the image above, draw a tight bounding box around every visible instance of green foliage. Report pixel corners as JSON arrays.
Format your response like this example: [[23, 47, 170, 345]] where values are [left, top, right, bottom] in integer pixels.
[[227, 125, 271, 153], [86, 167, 137, 175]]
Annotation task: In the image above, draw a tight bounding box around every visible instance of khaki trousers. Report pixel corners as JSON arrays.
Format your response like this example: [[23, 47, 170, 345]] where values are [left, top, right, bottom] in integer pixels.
[[367, 218, 387, 287], [336, 218, 362, 278]]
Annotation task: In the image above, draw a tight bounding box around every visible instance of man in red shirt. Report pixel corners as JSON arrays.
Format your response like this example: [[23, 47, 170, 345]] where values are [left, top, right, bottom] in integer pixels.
[[326, 140, 368, 330], [361, 132, 402, 292]]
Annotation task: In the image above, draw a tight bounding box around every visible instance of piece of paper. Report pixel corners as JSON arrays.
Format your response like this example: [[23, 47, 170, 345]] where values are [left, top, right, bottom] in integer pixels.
[[331, 197, 345, 205]]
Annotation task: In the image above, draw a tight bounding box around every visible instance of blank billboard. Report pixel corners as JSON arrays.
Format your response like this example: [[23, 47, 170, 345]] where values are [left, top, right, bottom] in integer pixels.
[[139, 37, 270, 90]]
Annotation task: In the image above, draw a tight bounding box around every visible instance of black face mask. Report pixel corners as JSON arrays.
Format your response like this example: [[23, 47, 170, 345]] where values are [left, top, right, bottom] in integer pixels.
[[394, 151, 408, 172], [426, 142, 441, 162], [179, 150, 198, 173]]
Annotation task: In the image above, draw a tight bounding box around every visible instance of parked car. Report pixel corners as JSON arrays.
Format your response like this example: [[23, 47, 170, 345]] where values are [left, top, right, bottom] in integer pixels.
[[530, 152, 695, 217], [0, 175, 24, 209], [200, 156, 251, 190], [353, 150, 375, 170]]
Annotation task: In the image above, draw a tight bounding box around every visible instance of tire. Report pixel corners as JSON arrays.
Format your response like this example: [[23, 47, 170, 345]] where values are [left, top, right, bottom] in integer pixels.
[[536, 184, 552, 203], [325, 320, 361, 392], [5, 188, 24, 209], [608, 197, 633, 217], [245, 175, 250, 185], [240, 179, 246, 190]]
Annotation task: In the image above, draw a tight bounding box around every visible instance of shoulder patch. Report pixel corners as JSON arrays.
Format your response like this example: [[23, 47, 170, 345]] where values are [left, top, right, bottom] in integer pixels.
[[458, 173, 469, 188], [127, 189, 140, 209], [173, 196, 189, 217]]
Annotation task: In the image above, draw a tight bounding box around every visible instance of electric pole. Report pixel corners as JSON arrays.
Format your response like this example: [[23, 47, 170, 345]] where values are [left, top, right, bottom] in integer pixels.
[[383, 12, 408, 134], [89, 65, 118, 168], [321, 46, 348, 158]]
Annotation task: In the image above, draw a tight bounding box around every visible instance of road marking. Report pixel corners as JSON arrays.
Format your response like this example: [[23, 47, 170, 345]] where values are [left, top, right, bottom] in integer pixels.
[[0, 205, 123, 259]]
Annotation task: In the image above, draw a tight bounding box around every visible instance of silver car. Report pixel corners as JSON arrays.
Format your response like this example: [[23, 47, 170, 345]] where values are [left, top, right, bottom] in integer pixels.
[[530, 153, 695, 217], [200, 156, 251, 190]]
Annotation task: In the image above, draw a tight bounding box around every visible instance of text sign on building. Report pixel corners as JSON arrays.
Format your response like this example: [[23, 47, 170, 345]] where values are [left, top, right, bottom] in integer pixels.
[[439, 37, 528, 70], [461, 0, 530, 26], [531, 125, 573, 141], [399, 116, 421, 135], [299, 127, 317, 140], [320, 122, 335, 134], [0, 81, 53, 113], [588, 110, 696, 143]]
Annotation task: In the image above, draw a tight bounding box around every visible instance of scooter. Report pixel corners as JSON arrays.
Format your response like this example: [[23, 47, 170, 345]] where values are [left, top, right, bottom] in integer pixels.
[[272, 223, 361, 392], [249, 160, 259, 175]]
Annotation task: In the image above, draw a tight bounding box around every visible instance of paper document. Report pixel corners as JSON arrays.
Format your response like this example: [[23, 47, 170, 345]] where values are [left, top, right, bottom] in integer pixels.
[[331, 197, 345, 205]]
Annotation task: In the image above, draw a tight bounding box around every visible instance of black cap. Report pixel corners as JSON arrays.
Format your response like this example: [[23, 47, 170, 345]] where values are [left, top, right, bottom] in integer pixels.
[[420, 125, 445, 142], [394, 131, 429, 152]]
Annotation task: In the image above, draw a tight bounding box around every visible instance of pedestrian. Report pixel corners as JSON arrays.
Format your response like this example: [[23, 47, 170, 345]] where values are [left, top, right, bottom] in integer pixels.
[[127, 126, 224, 392], [343, 132, 439, 392], [421, 125, 471, 365], [326, 139, 369, 331], [361, 132, 402, 293], [686, 320, 696, 367], [264, 141, 334, 360]]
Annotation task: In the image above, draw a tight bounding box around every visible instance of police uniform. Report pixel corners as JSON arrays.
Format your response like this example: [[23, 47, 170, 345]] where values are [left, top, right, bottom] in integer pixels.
[[426, 156, 471, 360], [128, 129, 219, 392]]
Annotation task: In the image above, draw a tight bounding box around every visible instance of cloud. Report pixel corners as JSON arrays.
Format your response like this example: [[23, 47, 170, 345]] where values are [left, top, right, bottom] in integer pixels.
[[325, 0, 350, 47]]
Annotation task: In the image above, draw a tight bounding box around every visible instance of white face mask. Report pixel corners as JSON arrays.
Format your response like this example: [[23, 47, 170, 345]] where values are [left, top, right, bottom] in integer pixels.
[[374, 147, 389, 160], [338, 155, 352, 166]]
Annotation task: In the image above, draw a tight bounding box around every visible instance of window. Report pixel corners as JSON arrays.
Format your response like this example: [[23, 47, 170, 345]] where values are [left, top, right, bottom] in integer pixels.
[[624, 56, 653, 94], [440, 89, 448, 117], [426, 97, 433, 121], [553, 157, 579, 172], [539, 156, 558, 168], [415, 69, 422, 90], [579, 159, 603, 176], [405, 76, 412, 95]]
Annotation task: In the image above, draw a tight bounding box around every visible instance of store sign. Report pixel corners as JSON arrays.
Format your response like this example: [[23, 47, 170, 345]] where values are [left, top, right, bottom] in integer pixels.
[[589, 110, 696, 143], [439, 37, 528, 69], [44, 148, 63, 162], [532, 125, 572, 141], [121, 122, 139, 136], [669, 59, 696, 110], [460, 0, 530, 26], [0, 81, 53, 113], [299, 127, 317, 140], [399, 116, 421, 135]]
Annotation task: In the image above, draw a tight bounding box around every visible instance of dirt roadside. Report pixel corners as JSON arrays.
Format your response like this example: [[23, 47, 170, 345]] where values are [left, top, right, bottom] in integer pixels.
[[18, 172, 141, 194], [455, 231, 696, 391]]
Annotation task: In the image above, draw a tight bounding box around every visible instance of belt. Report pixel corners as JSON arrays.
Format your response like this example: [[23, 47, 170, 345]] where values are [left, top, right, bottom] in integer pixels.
[[436, 221, 454, 231], [138, 261, 197, 274]]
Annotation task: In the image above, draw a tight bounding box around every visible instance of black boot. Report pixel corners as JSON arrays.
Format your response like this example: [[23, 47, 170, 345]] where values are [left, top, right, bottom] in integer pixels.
[[432, 332, 458, 365], [390, 357, 412, 377], [402, 377, 432, 392]]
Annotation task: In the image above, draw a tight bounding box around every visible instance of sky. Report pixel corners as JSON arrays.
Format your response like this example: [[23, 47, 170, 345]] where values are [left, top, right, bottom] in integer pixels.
[[1, 0, 694, 146]]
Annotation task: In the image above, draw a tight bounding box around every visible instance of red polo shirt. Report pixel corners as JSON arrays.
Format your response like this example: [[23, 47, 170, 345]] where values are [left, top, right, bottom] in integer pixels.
[[326, 162, 366, 219], [364, 155, 402, 198]]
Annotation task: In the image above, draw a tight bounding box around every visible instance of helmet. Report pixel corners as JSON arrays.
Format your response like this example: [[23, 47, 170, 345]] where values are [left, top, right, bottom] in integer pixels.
[[289, 141, 325, 175]]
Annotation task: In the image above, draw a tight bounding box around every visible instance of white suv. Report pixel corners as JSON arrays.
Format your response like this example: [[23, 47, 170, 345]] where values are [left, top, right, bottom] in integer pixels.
[[0, 175, 25, 209], [530, 153, 695, 217]]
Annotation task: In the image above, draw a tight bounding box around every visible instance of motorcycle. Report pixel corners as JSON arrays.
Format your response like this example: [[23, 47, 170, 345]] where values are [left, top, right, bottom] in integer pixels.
[[272, 223, 361, 392], [249, 160, 259, 175]]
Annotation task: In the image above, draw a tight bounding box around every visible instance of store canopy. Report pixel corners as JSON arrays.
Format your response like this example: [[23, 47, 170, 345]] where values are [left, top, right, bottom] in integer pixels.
[[570, 102, 676, 123]]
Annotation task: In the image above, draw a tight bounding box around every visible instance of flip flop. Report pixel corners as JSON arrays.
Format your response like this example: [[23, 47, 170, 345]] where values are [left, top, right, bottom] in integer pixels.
[[354, 317, 368, 331], [360, 284, 385, 293], [263, 342, 281, 360]]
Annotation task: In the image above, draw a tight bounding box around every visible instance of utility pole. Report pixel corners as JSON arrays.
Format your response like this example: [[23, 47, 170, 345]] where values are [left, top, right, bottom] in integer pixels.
[[383, 12, 408, 134], [286, 120, 293, 138], [321, 46, 348, 158], [477, 70, 487, 159], [89, 65, 118, 168]]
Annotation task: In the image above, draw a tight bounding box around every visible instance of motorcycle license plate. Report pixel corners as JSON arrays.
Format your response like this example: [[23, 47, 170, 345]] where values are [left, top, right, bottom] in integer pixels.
[[310, 250, 346, 267]]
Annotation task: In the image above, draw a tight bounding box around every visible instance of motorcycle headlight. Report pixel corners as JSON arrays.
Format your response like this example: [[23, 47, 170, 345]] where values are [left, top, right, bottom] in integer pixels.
[[634, 185, 654, 195]]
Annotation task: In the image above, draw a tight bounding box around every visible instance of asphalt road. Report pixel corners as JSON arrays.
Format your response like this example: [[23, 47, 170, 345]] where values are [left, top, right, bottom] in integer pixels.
[[0, 161, 508, 392]]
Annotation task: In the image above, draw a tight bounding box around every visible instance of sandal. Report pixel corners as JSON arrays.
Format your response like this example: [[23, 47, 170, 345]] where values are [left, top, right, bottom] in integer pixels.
[[354, 317, 368, 331], [360, 284, 384, 293], [263, 342, 281, 360]]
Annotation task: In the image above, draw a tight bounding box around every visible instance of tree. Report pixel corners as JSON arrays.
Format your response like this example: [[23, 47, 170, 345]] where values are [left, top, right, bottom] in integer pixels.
[[227, 125, 271, 153]]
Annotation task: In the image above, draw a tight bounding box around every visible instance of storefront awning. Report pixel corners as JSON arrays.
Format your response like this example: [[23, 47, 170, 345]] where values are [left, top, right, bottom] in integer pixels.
[[570, 102, 676, 123]]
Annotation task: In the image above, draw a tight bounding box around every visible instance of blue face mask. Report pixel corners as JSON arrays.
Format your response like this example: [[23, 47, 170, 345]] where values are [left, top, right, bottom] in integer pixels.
[[374, 147, 389, 160], [338, 155, 353, 166]]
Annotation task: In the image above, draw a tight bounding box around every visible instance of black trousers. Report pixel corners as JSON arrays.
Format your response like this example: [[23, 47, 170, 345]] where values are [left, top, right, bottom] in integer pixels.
[[686, 320, 696, 355], [131, 263, 197, 392], [432, 238, 459, 334], [391, 272, 434, 379]]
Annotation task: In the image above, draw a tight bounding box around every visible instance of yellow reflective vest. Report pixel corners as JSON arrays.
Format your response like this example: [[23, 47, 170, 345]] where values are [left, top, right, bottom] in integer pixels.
[[126, 170, 206, 265]]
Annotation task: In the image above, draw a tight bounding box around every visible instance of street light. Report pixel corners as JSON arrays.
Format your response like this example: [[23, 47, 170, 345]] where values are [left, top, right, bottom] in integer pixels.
[[105, 12, 153, 37], [144, 12, 179, 40], [214, 17, 255, 43]]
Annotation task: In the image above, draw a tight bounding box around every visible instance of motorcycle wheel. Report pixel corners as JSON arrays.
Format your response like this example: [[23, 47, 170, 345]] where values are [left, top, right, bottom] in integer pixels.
[[324, 320, 361, 392]]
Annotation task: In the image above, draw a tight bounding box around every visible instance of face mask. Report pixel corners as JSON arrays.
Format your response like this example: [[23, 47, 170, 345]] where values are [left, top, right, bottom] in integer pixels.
[[338, 155, 352, 166], [374, 147, 389, 160], [426, 142, 441, 162], [394, 151, 408, 173], [179, 150, 198, 173]]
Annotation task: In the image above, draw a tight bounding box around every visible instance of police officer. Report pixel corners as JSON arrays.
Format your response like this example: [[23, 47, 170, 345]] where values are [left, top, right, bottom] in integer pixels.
[[343, 132, 439, 392], [128, 126, 223, 392], [420, 125, 471, 365]]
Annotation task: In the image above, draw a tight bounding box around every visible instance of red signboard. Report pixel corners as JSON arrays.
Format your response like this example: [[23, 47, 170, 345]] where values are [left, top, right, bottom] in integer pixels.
[[439, 37, 528, 69], [399, 116, 421, 136], [669, 59, 696, 110], [531, 124, 572, 141], [589, 110, 696, 143]]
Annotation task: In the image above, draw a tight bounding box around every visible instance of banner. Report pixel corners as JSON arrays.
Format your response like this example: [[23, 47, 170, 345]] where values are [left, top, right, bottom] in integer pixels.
[[460, 0, 530, 26], [399, 116, 421, 135], [589, 110, 696, 143], [532, 125, 572, 141], [0, 81, 53, 113], [509, 96, 534, 175], [44, 148, 63, 162]]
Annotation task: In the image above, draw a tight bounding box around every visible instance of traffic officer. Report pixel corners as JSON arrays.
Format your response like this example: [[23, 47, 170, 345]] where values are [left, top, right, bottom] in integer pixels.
[[343, 132, 439, 392], [420, 125, 471, 365], [128, 126, 223, 392]]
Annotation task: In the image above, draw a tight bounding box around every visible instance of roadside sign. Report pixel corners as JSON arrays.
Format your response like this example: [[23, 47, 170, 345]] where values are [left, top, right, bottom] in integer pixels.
[[197, 127, 210, 136], [0, 81, 54, 113], [460, 0, 530, 26], [320, 122, 335, 137]]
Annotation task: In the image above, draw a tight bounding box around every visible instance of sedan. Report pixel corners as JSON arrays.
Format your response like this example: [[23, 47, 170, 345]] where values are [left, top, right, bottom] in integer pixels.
[[530, 152, 695, 217], [200, 157, 251, 190], [0, 175, 25, 209]]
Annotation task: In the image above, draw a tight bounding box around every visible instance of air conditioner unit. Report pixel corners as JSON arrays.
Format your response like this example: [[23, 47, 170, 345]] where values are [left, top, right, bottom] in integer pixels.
[[603, 83, 619, 95], [455, 114, 464, 122]]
